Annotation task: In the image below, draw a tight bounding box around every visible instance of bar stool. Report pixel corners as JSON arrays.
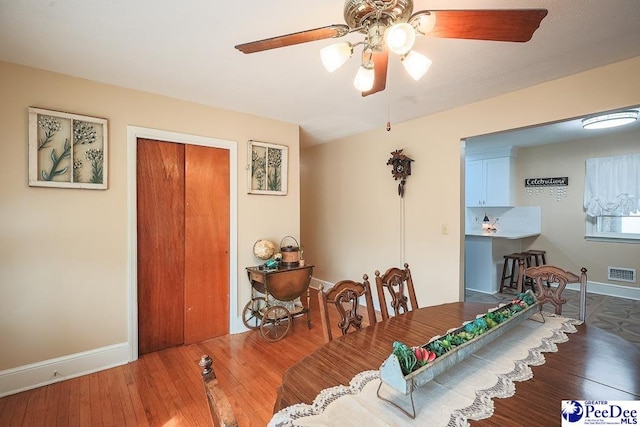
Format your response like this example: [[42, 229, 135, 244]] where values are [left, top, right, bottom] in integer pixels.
[[524, 249, 546, 267], [523, 249, 548, 288], [500, 253, 528, 293]]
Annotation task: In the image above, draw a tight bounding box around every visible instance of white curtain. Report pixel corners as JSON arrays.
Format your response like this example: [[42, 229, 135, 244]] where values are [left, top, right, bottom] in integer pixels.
[[584, 153, 640, 217]]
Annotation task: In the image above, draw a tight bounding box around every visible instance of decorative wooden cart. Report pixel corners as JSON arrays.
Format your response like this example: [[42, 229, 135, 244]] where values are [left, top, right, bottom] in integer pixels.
[[243, 264, 314, 341]]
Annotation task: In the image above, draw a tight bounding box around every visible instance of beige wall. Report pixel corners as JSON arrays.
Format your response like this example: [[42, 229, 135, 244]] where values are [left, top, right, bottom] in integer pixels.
[[516, 129, 640, 287], [301, 56, 640, 307], [0, 61, 300, 371]]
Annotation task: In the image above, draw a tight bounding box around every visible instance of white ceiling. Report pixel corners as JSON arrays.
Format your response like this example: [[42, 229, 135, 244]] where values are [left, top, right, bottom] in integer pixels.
[[1, 0, 640, 147]]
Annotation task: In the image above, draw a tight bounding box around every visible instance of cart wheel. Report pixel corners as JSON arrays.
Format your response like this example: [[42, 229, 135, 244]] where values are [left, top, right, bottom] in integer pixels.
[[242, 297, 267, 330], [260, 306, 292, 342]]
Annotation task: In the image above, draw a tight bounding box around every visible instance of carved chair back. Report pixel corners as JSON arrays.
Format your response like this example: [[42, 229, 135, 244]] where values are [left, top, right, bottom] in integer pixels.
[[374, 263, 418, 320], [317, 275, 377, 343], [524, 265, 588, 321], [199, 355, 238, 427]]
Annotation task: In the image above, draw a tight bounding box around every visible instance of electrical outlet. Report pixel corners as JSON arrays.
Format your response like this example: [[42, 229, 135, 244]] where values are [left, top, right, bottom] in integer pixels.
[[441, 224, 449, 235]]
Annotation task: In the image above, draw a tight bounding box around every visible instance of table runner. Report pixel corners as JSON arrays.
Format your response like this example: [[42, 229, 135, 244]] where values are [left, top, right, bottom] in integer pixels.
[[269, 312, 581, 427]]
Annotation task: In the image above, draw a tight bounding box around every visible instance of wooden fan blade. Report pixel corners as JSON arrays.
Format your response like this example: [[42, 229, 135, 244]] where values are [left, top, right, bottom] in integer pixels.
[[235, 24, 350, 54], [410, 9, 548, 42], [362, 49, 388, 97]]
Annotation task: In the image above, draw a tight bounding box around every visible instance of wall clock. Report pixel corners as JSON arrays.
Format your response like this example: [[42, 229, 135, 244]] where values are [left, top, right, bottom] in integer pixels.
[[387, 149, 414, 197]]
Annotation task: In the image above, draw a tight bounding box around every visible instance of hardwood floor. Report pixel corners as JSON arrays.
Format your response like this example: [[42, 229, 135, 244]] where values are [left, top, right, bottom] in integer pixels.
[[0, 289, 376, 426], [6, 288, 636, 426]]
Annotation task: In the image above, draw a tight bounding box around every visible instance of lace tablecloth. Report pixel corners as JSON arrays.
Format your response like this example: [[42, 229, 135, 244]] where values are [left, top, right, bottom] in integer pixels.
[[270, 313, 581, 427]]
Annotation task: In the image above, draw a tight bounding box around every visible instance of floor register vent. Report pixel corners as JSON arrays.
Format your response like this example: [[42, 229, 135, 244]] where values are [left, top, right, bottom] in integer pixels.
[[607, 267, 636, 283]]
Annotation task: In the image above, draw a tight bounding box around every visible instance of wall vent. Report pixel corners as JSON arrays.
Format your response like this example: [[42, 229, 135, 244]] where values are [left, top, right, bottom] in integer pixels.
[[607, 267, 636, 283]]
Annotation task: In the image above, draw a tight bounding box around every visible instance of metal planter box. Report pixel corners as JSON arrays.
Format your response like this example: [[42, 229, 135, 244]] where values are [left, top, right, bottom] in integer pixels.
[[380, 298, 539, 395]]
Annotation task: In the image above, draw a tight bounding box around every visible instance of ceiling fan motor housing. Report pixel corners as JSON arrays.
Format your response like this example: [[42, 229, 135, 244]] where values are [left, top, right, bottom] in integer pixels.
[[344, 0, 413, 31]]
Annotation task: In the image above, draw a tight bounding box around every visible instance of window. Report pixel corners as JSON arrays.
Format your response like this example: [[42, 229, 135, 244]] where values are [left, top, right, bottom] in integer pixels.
[[588, 210, 640, 242], [598, 211, 640, 234], [584, 153, 640, 242]]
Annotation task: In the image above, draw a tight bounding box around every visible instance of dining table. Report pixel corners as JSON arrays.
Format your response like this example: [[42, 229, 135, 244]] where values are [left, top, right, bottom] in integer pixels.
[[273, 302, 640, 426]]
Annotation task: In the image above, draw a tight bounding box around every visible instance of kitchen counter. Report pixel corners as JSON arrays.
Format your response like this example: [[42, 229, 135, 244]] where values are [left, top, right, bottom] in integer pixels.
[[465, 231, 541, 239], [465, 232, 540, 294]]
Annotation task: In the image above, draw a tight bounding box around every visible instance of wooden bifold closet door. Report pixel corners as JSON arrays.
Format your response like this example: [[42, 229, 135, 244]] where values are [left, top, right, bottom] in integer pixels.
[[137, 138, 229, 355]]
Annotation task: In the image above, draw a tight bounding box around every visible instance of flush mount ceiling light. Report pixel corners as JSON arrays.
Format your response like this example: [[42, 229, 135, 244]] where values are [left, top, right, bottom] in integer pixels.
[[235, 1, 548, 97], [582, 111, 639, 130]]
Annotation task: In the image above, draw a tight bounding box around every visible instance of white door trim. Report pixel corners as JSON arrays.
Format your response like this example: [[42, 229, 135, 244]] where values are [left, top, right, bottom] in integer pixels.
[[126, 126, 238, 362]]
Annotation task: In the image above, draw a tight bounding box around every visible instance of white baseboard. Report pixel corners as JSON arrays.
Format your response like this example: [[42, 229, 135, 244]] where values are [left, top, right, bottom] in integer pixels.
[[309, 277, 334, 291], [465, 286, 495, 295], [0, 342, 129, 398], [566, 280, 640, 300]]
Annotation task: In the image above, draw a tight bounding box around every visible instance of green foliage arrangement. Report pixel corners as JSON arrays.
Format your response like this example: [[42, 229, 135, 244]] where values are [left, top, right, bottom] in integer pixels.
[[392, 292, 536, 375]]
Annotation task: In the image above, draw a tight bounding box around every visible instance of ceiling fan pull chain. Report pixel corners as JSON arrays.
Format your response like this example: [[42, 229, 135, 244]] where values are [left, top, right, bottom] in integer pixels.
[[386, 73, 392, 131]]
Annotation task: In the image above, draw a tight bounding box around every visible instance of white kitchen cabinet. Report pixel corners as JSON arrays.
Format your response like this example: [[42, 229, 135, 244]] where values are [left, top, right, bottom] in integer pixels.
[[465, 156, 514, 207]]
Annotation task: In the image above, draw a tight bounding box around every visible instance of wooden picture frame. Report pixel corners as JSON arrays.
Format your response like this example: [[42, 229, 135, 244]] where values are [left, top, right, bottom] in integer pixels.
[[247, 140, 288, 195], [28, 107, 108, 189]]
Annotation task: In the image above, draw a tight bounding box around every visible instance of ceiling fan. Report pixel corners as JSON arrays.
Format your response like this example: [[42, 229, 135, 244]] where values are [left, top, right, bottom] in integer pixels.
[[235, 0, 548, 97]]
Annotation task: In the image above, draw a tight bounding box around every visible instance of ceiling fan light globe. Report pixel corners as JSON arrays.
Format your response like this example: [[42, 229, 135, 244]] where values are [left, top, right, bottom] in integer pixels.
[[353, 65, 375, 91], [320, 42, 353, 72], [402, 50, 432, 81], [384, 23, 416, 55], [414, 12, 437, 35]]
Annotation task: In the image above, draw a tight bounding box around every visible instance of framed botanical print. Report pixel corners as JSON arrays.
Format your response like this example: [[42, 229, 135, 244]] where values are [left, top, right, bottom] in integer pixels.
[[247, 140, 288, 195], [28, 107, 108, 189]]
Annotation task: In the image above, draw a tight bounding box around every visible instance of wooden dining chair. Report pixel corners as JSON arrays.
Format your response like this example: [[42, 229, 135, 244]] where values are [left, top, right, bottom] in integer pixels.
[[199, 355, 238, 427], [374, 263, 418, 320], [525, 265, 588, 322], [317, 275, 377, 343]]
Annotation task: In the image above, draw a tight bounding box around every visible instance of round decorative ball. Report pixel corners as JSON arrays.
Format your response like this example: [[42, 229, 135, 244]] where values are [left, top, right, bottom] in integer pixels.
[[253, 239, 276, 260]]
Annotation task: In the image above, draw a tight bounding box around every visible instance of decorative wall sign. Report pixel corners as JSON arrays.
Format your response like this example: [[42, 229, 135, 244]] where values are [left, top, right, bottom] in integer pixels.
[[28, 107, 108, 189], [387, 149, 414, 197], [248, 140, 288, 195], [525, 177, 568, 201], [524, 177, 568, 187]]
